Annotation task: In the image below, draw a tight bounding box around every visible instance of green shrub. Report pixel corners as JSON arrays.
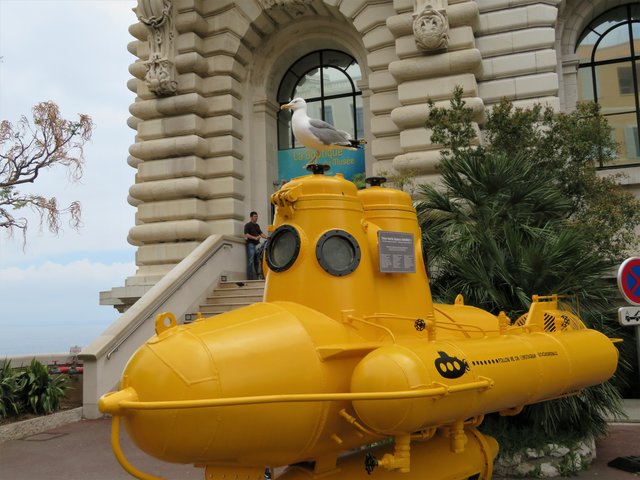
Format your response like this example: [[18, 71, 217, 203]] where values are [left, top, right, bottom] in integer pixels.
[[418, 87, 632, 443], [15, 359, 67, 415], [2, 358, 68, 418], [0, 360, 21, 418]]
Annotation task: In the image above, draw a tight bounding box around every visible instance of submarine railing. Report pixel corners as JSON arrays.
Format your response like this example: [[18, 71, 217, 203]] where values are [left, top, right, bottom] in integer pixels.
[[79, 234, 246, 419], [100, 378, 495, 413]]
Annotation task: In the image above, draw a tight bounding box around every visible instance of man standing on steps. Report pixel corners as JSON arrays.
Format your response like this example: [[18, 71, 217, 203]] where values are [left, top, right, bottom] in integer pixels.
[[244, 211, 267, 280]]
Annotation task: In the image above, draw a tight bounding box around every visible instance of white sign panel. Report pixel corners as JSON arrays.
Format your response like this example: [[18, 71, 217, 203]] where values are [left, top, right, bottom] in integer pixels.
[[618, 307, 640, 327]]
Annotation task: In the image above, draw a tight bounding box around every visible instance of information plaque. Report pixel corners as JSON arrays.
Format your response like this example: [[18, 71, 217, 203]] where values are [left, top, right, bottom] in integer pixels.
[[378, 231, 415, 273]]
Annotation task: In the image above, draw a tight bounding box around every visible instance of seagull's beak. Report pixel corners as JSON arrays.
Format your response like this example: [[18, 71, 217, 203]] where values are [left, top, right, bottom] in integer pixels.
[[280, 102, 292, 110]]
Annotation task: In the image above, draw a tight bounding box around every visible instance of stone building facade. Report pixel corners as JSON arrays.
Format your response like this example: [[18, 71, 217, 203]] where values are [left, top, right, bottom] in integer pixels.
[[101, 0, 640, 309]]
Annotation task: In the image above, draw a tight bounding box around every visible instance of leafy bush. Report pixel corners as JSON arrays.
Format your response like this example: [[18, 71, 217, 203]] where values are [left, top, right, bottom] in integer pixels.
[[0, 360, 21, 418], [15, 359, 67, 415], [425, 87, 640, 263], [417, 87, 633, 442], [0, 358, 67, 418]]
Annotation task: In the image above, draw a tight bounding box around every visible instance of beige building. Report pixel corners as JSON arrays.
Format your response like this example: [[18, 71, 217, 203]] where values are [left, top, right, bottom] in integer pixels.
[[83, 0, 640, 416], [99, 0, 640, 309]]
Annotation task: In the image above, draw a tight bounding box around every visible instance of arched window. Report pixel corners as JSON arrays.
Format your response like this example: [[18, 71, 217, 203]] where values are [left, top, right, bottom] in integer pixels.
[[576, 5, 640, 167], [277, 50, 363, 150]]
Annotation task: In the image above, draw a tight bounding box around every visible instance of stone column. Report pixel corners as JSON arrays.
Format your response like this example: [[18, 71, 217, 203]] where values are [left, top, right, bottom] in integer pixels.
[[355, 1, 404, 181], [101, 0, 247, 311], [250, 98, 281, 223], [560, 54, 580, 112], [386, 0, 483, 186]]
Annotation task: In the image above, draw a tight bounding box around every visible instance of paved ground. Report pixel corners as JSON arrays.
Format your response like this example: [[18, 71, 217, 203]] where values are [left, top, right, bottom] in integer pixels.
[[1, 401, 639, 480], [0, 417, 200, 480]]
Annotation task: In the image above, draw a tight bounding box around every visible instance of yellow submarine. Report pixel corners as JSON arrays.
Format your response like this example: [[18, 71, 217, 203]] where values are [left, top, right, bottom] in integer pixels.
[[99, 165, 619, 480]]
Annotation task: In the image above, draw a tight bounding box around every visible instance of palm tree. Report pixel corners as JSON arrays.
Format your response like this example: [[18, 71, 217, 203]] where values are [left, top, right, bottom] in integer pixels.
[[416, 98, 630, 444], [417, 149, 612, 320]]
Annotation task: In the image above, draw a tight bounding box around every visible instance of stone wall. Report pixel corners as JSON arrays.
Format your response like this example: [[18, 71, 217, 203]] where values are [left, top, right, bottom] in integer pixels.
[[494, 439, 597, 478]]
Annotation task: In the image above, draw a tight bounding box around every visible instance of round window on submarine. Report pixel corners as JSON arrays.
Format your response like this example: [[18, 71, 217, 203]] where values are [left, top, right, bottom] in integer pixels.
[[266, 225, 301, 272], [316, 230, 361, 276]]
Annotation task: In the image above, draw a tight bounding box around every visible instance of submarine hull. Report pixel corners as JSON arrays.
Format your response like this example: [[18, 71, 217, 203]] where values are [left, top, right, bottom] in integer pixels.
[[113, 302, 374, 466]]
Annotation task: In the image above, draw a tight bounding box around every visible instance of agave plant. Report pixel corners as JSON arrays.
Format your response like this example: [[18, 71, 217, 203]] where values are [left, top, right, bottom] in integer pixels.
[[0, 360, 20, 418], [16, 359, 67, 415]]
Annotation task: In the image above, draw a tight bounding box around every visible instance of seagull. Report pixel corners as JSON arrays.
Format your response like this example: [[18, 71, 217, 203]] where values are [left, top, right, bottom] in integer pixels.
[[280, 97, 365, 162]]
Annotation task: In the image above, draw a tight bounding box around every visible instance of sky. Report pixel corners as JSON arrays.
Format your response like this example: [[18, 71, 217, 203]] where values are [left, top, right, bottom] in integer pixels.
[[0, 0, 139, 356]]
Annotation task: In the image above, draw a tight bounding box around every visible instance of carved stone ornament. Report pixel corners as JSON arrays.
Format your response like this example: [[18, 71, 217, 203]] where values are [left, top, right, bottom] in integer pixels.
[[413, 5, 449, 52], [135, 0, 178, 96], [259, 0, 313, 16]]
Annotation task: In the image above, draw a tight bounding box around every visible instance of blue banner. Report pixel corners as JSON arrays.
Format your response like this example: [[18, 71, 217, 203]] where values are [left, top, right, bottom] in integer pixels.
[[278, 147, 365, 183]]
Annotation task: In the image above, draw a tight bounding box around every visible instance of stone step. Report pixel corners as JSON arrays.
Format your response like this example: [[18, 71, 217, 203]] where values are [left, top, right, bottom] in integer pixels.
[[189, 280, 266, 321], [209, 286, 265, 297], [204, 293, 264, 305], [217, 280, 265, 289]]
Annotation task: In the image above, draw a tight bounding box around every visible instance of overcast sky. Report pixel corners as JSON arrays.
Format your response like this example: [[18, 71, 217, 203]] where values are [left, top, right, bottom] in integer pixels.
[[0, 0, 139, 355]]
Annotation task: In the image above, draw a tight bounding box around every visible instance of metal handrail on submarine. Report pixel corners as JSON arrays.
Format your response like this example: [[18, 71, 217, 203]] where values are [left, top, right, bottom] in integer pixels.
[[99, 165, 619, 480]]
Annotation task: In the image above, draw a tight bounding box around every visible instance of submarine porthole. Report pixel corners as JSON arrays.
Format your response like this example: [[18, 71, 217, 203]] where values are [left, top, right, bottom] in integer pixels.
[[316, 230, 361, 276], [266, 225, 301, 272]]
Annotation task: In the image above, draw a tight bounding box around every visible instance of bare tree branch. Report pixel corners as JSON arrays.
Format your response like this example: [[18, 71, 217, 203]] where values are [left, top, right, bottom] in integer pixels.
[[0, 101, 94, 243]]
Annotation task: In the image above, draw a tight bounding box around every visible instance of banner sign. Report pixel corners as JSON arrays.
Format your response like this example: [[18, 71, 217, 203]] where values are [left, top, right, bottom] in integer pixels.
[[378, 231, 415, 273], [277, 147, 365, 182]]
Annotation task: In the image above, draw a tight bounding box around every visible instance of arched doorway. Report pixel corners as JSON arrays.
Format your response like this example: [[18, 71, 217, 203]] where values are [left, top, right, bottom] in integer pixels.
[[276, 49, 366, 187]]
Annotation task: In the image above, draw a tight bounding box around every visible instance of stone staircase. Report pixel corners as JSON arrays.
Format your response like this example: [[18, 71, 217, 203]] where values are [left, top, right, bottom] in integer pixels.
[[195, 280, 265, 319]]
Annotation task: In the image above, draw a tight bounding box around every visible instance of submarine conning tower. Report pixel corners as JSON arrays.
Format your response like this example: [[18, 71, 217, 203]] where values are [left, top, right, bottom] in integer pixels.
[[358, 176, 436, 324], [265, 166, 435, 325]]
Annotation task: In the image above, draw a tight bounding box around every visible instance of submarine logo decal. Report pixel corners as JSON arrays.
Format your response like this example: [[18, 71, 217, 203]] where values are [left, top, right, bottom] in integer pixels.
[[434, 351, 469, 379]]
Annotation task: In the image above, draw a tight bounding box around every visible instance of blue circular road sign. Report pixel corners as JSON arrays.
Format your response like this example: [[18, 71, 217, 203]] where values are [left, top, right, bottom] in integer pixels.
[[617, 257, 640, 305]]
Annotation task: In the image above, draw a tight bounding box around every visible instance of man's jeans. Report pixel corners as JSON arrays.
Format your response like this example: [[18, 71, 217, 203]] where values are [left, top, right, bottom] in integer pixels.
[[246, 242, 259, 280]]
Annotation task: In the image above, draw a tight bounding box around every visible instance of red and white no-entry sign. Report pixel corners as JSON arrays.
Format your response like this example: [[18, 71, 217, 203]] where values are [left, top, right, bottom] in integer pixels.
[[617, 257, 640, 306]]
